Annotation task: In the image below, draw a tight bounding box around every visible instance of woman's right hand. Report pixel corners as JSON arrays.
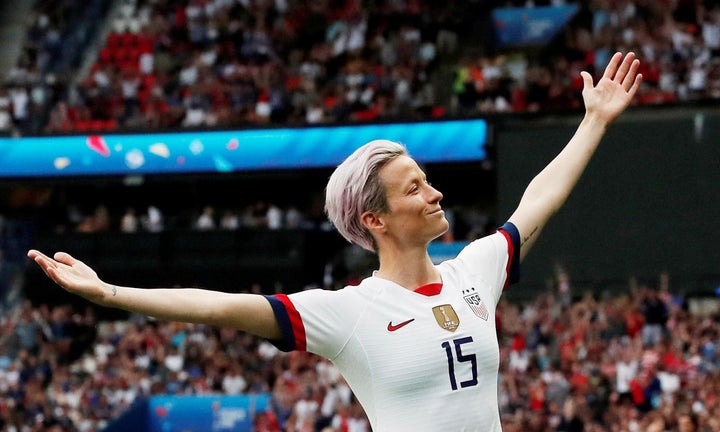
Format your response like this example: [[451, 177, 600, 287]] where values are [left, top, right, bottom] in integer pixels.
[[27, 249, 114, 306]]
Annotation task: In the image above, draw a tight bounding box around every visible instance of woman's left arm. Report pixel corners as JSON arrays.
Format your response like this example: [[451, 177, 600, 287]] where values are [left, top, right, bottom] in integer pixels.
[[508, 51, 643, 262]]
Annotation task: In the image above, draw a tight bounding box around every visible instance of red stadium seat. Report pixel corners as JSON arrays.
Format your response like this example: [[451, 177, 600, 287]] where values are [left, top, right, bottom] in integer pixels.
[[352, 108, 378, 121], [120, 31, 139, 47], [74, 120, 91, 131], [431, 106, 446, 118], [99, 47, 112, 64], [102, 119, 118, 130], [106, 31, 121, 47]]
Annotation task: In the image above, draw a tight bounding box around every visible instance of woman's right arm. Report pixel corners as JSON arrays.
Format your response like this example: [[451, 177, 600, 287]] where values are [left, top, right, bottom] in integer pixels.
[[27, 249, 282, 339]]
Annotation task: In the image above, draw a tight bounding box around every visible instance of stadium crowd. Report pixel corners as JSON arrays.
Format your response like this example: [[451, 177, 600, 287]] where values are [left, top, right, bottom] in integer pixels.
[[1, 270, 719, 431], [45, 199, 493, 245], [2, 0, 720, 135]]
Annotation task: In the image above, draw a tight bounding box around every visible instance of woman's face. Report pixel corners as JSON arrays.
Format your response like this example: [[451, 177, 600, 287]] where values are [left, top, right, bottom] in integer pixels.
[[374, 155, 449, 247]]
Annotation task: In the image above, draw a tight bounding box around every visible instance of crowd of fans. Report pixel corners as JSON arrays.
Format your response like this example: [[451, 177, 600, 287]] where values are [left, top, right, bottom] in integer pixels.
[[1, 270, 719, 431], [0, 0, 110, 134], [451, 0, 720, 115], [3, 0, 469, 135], [3, 0, 720, 135], [54, 199, 493, 243]]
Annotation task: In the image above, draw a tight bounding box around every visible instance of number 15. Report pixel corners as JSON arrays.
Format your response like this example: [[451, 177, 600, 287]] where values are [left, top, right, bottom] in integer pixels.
[[441, 336, 478, 391]]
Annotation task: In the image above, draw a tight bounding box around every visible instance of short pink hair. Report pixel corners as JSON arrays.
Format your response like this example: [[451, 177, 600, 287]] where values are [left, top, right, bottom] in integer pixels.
[[325, 140, 407, 252]]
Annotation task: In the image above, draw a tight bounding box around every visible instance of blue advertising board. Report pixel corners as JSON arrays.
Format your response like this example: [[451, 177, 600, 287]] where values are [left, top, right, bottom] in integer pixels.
[[148, 394, 270, 432], [102, 394, 271, 432], [427, 241, 470, 264], [492, 5, 579, 46], [0, 119, 487, 178]]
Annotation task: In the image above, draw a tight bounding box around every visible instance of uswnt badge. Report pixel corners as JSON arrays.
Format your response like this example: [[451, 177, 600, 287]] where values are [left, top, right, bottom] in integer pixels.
[[463, 288, 489, 321], [432, 304, 459, 332]]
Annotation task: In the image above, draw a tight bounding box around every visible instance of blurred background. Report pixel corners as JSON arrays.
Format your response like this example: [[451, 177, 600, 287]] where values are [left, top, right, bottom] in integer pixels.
[[0, 0, 719, 431]]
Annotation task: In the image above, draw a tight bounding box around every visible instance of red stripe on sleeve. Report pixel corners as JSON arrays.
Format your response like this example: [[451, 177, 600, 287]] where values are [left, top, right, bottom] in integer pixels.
[[499, 229, 515, 291], [275, 294, 307, 351]]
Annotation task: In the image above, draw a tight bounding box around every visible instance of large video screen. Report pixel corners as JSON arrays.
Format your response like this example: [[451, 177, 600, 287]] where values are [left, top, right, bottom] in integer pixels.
[[0, 119, 487, 178]]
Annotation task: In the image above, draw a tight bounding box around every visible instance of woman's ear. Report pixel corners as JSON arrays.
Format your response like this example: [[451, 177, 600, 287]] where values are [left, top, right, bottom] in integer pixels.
[[361, 211, 386, 234]]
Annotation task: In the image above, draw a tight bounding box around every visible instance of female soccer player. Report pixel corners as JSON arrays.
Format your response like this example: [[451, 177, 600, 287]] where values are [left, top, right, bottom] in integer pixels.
[[28, 52, 642, 431]]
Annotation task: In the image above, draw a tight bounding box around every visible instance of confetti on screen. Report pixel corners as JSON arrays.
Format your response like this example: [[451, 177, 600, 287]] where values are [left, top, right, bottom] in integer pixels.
[[54, 157, 70, 170], [149, 142, 170, 158], [125, 149, 145, 169], [213, 155, 233, 172], [86, 135, 110, 157], [189, 139, 204, 155]]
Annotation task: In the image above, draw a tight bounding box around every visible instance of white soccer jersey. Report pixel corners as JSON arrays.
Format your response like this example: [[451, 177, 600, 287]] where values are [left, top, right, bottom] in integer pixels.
[[266, 223, 520, 432]]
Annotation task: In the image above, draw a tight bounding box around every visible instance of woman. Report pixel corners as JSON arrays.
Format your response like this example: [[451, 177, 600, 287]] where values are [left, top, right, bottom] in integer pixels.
[[28, 52, 642, 431]]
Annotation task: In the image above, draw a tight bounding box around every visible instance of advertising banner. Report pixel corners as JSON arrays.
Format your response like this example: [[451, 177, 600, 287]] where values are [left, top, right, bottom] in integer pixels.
[[148, 394, 270, 432], [0, 119, 487, 178], [492, 5, 579, 46]]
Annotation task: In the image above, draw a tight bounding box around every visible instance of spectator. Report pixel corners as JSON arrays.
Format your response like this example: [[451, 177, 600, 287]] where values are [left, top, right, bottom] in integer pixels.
[[220, 209, 240, 230], [195, 206, 216, 231], [141, 205, 164, 232], [556, 397, 584, 432], [266, 203, 283, 230], [641, 287, 669, 347], [616, 344, 639, 405], [222, 363, 247, 395], [120, 207, 139, 233]]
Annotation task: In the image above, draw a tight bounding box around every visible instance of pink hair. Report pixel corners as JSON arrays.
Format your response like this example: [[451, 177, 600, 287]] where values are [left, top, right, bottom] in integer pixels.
[[325, 140, 407, 252]]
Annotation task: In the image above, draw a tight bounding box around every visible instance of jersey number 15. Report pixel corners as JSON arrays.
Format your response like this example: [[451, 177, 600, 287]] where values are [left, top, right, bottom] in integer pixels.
[[441, 336, 478, 391]]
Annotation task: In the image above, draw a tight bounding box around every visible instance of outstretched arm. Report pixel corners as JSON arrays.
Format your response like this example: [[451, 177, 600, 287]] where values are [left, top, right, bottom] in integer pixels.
[[508, 51, 642, 262], [27, 249, 282, 339]]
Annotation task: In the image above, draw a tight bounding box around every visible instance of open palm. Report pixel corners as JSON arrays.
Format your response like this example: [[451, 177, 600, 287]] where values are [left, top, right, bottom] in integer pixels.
[[581, 52, 642, 123], [27, 250, 110, 305]]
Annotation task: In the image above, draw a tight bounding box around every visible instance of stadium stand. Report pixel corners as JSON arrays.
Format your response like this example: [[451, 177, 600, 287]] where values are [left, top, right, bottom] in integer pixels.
[[2, 0, 720, 136]]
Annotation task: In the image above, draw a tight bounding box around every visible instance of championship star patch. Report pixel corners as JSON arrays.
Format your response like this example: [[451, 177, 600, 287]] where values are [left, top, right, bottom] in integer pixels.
[[463, 288, 489, 321]]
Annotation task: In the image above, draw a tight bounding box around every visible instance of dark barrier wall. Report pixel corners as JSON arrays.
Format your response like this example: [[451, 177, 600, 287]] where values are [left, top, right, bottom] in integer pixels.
[[23, 229, 348, 310], [496, 107, 720, 293]]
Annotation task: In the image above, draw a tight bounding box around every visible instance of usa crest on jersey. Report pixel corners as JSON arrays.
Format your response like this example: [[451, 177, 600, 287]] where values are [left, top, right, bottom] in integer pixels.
[[463, 288, 489, 321]]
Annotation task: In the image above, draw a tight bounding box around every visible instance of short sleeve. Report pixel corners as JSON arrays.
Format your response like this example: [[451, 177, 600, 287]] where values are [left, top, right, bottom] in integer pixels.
[[265, 294, 307, 352], [497, 221, 521, 288], [446, 221, 521, 303], [264, 288, 365, 359]]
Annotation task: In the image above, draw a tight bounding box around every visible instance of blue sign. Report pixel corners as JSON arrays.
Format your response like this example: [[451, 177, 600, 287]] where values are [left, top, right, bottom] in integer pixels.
[[148, 394, 270, 432], [492, 5, 579, 46], [428, 241, 470, 264], [0, 119, 487, 178]]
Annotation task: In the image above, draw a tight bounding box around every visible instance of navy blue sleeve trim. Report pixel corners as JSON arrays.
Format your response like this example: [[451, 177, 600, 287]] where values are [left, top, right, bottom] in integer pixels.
[[264, 295, 296, 352], [499, 221, 521, 285]]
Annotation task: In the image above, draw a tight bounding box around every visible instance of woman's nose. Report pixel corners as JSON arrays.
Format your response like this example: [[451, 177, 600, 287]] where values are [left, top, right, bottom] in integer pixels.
[[427, 184, 443, 203]]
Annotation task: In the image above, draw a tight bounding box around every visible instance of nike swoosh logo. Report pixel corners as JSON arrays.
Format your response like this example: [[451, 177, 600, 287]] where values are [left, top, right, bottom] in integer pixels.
[[387, 318, 415, 332]]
